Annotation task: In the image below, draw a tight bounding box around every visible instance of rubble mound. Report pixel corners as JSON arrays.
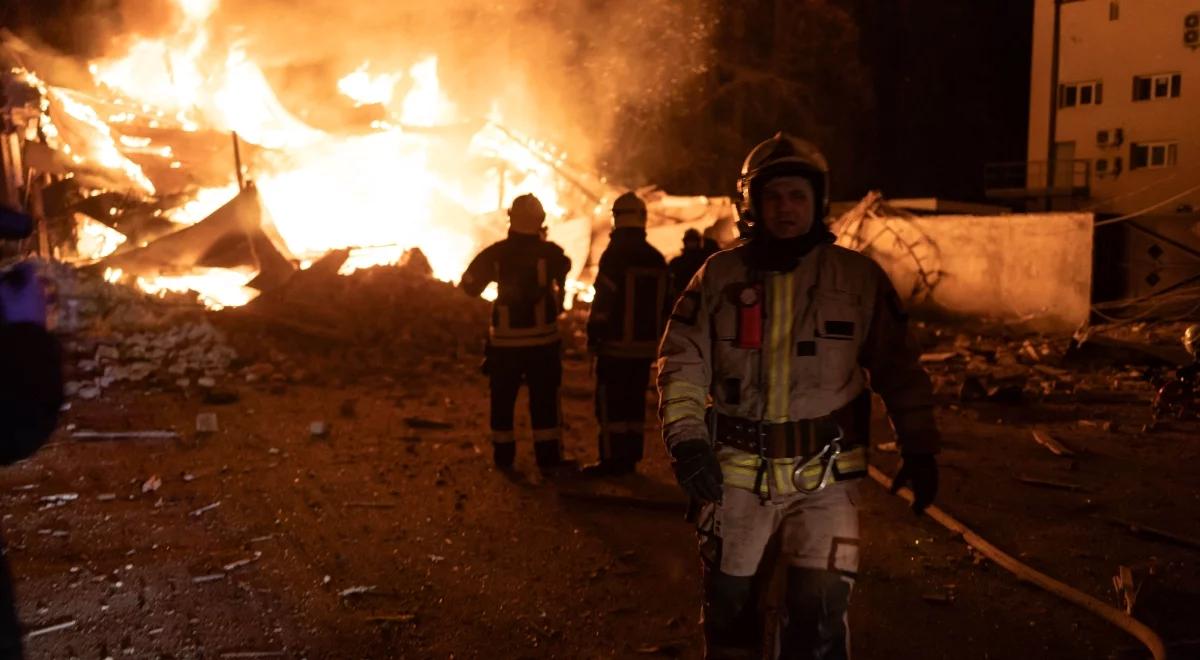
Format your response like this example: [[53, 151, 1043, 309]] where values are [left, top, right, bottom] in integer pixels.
[[40, 259, 205, 332], [216, 251, 490, 379]]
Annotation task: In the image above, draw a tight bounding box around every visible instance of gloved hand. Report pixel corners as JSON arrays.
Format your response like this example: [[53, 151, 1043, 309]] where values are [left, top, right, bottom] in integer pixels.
[[890, 452, 938, 514], [670, 439, 723, 503], [0, 262, 47, 327]]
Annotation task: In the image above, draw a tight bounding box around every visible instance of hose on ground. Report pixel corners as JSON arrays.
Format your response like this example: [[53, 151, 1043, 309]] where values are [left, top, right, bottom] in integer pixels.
[[868, 465, 1168, 660]]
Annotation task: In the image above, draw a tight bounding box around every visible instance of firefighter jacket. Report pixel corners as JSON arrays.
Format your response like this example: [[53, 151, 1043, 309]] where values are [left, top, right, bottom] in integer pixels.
[[587, 228, 669, 359], [461, 232, 571, 348], [656, 242, 939, 497]]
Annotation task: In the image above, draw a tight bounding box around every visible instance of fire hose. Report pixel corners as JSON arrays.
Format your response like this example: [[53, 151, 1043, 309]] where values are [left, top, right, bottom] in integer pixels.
[[869, 465, 1168, 660]]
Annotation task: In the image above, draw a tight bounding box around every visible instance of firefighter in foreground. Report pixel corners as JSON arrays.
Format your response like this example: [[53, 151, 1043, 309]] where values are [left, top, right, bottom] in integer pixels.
[[460, 194, 571, 472], [657, 133, 940, 658], [583, 192, 668, 476]]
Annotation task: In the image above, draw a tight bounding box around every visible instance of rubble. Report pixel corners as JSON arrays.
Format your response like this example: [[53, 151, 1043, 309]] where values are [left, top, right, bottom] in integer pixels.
[[1030, 428, 1075, 457], [196, 413, 220, 434], [24, 619, 77, 639]]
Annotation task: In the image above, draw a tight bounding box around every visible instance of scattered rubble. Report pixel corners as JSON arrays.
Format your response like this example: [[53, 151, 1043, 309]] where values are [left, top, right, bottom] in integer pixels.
[[1030, 428, 1075, 457], [196, 413, 220, 434]]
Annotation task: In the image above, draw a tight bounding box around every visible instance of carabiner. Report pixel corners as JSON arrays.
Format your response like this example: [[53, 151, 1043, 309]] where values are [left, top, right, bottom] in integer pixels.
[[791, 430, 844, 494]]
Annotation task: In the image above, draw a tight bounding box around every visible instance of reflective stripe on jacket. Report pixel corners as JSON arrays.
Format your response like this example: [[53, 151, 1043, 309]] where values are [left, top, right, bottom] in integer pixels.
[[461, 233, 571, 348]]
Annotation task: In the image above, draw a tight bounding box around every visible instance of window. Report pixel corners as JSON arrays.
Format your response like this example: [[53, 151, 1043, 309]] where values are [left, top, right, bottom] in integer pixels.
[[1059, 80, 1103, 108], [1109, 1, 1119, 20], [1096, 158, 1109, 174], [1133, 73, 1181, 101], [1130, 141, 1179, 169]]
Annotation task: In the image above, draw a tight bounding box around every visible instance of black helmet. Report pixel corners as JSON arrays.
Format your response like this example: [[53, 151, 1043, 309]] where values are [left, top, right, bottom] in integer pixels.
[[735, 132, 830, 238]]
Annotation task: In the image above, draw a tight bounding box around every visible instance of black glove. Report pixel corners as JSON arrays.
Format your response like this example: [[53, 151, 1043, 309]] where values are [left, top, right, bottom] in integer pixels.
[[890, 452, 938, 514], [670, 439, 723, 503]]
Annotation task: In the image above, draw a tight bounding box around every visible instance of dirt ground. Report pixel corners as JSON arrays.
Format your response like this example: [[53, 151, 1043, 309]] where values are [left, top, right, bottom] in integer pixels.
[[3, 324, 1199, 659]]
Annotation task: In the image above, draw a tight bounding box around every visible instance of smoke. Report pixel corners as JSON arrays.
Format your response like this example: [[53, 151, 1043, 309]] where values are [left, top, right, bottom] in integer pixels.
[[6, 0, 716, 170]]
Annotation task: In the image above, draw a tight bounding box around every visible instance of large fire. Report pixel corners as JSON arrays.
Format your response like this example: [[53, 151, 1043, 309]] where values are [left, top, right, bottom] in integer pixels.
[[23, 0, 590, 308]]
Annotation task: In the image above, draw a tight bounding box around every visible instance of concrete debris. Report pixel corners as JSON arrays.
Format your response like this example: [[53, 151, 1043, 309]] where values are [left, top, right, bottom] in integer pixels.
[[23, 619, 77, 639], [141, 475, 163, 493], [1030, 428, 1075, 457], [192, 573, 226, 583], [196, 413, 219, 433], [64, 321, 239, 402], [339, 585, 377, 597], [190, 501, 221, 517], [309, 421, 330, 438], [1113, 565, 1141, 615], [223, 552, 263, 572]]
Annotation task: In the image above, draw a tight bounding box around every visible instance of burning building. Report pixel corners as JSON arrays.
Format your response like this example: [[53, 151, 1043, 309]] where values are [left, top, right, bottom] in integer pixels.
[[0, 0, 728, 311]]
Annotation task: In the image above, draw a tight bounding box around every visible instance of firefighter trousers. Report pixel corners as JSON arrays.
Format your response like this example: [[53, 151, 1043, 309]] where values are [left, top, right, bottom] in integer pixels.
[[594, 355, 652, 466], [697, 482, 860, 659], [487, 342, 562, 465]]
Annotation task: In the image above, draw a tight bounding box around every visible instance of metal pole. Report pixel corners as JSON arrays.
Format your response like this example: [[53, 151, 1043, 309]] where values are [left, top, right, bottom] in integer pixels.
[[232, 131, 245, 191], [1046, 0, 1062, 210]]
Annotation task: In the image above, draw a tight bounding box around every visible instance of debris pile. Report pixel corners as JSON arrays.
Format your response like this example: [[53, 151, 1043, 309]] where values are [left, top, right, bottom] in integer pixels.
[[217, 249, 491, 376], [915, 322, 1194, 409], [64, 321, 238, 401]]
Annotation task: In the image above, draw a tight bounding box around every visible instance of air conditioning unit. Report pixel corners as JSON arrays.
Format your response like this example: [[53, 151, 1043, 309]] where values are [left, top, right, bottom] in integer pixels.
[[1187, 12, 1200, 48], [1112, 156, 1124, 175], [1112, 128, 1124, 146]]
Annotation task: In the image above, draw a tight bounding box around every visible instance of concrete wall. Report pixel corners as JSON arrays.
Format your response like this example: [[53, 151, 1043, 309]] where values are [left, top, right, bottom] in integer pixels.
[[846, 212, 1095, 333], [1029, 0, 1200, 215]]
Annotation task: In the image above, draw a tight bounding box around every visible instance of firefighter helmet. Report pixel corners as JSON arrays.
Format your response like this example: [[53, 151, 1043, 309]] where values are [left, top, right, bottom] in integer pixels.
[[508, 193, 546, 235], [612, 191, 648, 229], [735, 132, 830, 238], [1184, 324, 1200, 358]]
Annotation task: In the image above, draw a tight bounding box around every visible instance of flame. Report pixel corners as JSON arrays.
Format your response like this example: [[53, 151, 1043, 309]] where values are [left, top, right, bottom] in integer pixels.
[[41, 0, 588, 308], [337, 63, 401, 107], [400, 57, 456, 127], [75, 213, 127, 260], [135, 267, 259, 310], [165, 184, 240, 225]]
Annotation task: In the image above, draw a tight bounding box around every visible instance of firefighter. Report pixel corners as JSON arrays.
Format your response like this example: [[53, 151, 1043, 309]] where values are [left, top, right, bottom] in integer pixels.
[[583, 192, 669, 476], [668, 228, 719, 302], [657, 132, 940, 658], [460, 194, 571, 473]]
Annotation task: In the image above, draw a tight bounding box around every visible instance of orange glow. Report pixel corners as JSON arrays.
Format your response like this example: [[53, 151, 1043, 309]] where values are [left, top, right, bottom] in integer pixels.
[[74, 213, 127, 260], [33, 0, 592, 309]]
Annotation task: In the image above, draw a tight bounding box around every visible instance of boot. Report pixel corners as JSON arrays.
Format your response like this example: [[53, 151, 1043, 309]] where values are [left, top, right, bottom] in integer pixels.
[[493, 442, 516, 470]]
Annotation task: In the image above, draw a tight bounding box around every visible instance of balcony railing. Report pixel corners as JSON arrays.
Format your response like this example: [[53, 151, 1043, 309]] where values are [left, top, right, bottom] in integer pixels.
[[984, 159, 1090, 199]]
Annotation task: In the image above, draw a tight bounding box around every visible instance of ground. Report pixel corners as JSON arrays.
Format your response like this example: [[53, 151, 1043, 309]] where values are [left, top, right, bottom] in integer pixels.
[[3, 322, 1199, 659]]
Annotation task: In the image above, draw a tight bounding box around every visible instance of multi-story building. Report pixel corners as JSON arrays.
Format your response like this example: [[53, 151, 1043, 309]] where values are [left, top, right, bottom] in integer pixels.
[[989, 0, 1200, 304]]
